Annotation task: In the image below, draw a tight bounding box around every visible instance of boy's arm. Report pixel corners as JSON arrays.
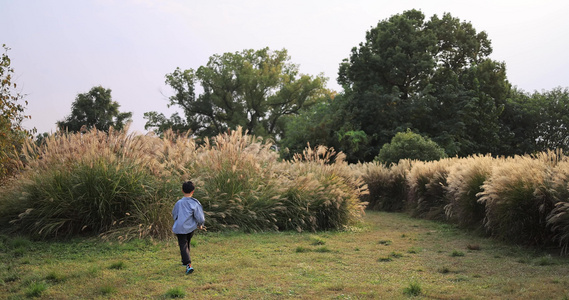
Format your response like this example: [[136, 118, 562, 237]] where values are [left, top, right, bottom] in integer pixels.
[[194, 203, 205, 226], [172, 202, 178, 220]]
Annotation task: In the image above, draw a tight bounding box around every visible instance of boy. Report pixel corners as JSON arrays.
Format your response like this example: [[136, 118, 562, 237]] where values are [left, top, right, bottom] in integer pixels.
[[172, 181, 205, 274]]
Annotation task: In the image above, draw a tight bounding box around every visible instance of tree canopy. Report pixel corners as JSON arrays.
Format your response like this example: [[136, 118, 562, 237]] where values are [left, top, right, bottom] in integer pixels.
[[144, 48, 329, 139], [375, 129, 447, 165], [0, 44, 31, 179], [57, 86, 132, 133], [333, 9, 511, 160]]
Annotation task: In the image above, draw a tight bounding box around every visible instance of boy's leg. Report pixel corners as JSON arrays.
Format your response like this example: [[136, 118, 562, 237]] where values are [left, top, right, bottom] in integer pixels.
[[176, 233, 191, 266], [186, 231, 195, 264]]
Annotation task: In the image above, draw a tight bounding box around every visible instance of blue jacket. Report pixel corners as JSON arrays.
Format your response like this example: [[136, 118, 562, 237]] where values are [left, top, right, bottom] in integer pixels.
[[172, 197, 205, 234]]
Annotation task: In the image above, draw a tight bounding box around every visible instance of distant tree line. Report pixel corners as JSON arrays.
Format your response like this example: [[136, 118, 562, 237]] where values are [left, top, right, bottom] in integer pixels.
[[280, 10, 569, 162], [15, 10, 569, 165]]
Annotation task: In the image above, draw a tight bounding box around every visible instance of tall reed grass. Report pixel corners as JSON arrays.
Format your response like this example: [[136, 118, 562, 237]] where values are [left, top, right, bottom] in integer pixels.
[[359, 150, 569, 254], [0, 127, 367, 239], [478, 154, 558, 246], [406, 158, 457, 220], [360, 160, 410, 211], [546, 155, 569, 253], [444, 155, 495, 229]]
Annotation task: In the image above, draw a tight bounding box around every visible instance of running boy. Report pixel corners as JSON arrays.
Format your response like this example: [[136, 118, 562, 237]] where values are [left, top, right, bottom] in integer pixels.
[[172, 181, 205, 274]]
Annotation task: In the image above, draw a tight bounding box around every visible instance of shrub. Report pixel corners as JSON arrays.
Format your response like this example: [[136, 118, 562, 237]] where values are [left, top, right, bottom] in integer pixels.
[[478, 155, 557, 246], [444, 155, 495, 229], [375, 129, 447, 166]]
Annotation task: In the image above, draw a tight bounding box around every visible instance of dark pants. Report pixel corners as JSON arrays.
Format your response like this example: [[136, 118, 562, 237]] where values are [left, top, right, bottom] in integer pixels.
[[176, 231, 195, 266]]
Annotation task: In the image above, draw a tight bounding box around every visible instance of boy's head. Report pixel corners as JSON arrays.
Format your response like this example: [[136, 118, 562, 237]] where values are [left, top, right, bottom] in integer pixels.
[[182, 181, 195, 194]]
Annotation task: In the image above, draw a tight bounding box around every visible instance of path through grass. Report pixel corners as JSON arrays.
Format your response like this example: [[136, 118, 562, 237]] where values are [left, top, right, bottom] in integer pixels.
[[1, 212, 568, 299]]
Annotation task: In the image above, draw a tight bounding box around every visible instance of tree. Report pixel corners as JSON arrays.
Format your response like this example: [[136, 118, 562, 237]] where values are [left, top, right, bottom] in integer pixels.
[[496, 87, 569, 155], [337, 10, 510, 158], [145, 48, 329, 139], [375, 129, 447, 165], [57, 86, 132, 132], [1, 44, 31, 179], [532, 87, 569, 151]]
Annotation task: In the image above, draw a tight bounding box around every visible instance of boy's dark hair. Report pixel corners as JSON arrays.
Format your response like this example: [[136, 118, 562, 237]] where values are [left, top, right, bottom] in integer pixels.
[[182, 181, 195, 194]]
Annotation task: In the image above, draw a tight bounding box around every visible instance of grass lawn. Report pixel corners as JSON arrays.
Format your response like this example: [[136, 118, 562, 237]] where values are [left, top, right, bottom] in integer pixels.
[[1, 211, 568, 299]]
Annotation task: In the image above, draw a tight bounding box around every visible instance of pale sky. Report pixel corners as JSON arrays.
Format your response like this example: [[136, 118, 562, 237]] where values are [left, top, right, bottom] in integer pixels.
[[2, 0, 568, 134]]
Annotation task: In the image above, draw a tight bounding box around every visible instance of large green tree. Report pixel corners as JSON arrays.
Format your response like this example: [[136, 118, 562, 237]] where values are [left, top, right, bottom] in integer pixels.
[[337, 10, 510, 159], [57, 86, 132, 132], [1, 44, 31, 179], [145, 48, 328, 139]]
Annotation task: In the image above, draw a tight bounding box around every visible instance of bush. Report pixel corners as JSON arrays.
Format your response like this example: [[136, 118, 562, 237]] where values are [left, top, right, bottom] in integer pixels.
[[375, 129, 447, 166]]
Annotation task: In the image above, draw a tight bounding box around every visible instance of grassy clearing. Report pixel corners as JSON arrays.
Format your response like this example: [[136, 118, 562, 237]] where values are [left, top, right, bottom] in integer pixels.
[[1, 211, 568, 299]]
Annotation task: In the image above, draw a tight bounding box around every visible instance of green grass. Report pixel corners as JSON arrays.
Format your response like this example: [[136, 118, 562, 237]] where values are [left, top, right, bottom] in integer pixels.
[[109, 261, 126, 270], [403, 280, 422, 296], [1, 211, 569, 299], [25, 281, 48, 298], [164, 286, 186, 298]]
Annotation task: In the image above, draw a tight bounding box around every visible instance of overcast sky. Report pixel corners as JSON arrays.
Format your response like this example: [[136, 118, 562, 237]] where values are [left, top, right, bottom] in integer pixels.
[[2, 0, 568, 134]]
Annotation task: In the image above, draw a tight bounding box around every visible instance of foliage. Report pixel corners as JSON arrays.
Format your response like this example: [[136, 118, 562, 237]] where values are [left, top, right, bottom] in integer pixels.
[[498, 87, 569, 156], [532, 87, 569, 151], [497, 88, 543, 156], [375, 129, 447, 165], [337, 10, 511, 158], [0, 44, 31, 180], [145, 47, 329, 141], [57, 86, 132, 132]]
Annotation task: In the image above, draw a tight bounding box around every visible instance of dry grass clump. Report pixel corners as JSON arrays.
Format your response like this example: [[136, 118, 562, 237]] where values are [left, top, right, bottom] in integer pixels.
[[360, 160, 411, 211], [355, 150, 569, 254], [478, 154, 558, 246], [444, 154, 496, 229], [285, 145, 368, 231], [0, 127, 367, 239], [1, 128, 173, 239], [547, 158, 569, 254], [406, 158, 458, 220], [190, 128, 284, 232]]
